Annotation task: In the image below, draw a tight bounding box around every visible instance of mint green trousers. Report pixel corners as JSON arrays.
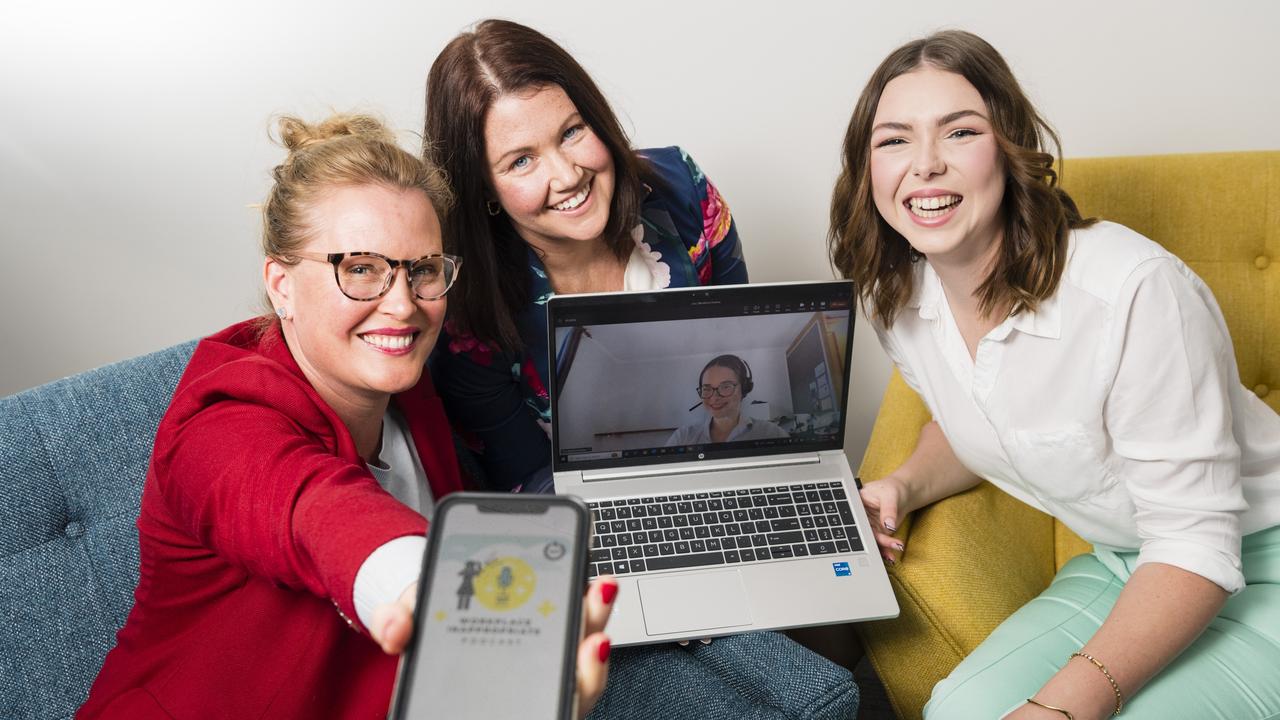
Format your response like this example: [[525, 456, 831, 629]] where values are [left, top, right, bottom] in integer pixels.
[[924, 524, 1280, 720]]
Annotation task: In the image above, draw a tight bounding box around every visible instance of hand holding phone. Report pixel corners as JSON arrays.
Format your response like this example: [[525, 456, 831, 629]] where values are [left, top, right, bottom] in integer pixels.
[[571, 576, 616, 715], [388, 494, 612, 720], [377, 579, 615, 717]]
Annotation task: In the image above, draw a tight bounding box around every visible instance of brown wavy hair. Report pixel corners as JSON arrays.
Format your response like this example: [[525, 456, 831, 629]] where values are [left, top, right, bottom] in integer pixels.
[[423, 19, 660, 352], [828, 30, 1094, 327]]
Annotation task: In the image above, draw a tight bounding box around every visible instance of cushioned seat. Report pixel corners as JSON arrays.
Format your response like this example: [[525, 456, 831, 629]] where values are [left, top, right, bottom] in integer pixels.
[[1, 342, 195, 720]]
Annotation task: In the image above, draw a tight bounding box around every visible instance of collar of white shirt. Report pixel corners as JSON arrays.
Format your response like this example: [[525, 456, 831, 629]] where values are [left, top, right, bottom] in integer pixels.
[[906, 259, 1063, 341]]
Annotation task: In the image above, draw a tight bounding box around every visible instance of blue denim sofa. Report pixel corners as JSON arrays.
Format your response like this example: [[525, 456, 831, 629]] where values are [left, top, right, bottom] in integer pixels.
[[0, 342, 859, 720], [1, 342, 195, 720]]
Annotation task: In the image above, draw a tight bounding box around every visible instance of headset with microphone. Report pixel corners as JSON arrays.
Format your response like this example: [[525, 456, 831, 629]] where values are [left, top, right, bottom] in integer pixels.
[[688, 354, 758, 411]]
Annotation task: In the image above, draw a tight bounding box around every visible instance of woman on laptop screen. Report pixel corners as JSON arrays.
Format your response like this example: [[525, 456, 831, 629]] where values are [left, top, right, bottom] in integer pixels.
[[667, 354, 789, 446], [424, 19, 749, 494], [829, 29, 1280, 719]]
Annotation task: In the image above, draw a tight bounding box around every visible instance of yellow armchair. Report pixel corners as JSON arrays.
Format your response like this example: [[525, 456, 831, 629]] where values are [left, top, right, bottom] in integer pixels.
[[855, 151, 1280, 719]]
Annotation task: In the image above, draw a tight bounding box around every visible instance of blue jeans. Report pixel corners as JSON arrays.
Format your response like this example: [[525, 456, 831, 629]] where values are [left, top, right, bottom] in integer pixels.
[[590, 632, 859, 720]]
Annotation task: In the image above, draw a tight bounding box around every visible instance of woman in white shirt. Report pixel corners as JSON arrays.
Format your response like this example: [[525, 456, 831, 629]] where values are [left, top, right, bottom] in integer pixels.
[[666, 354, 789, 446], [828, 30, 1280, 720]]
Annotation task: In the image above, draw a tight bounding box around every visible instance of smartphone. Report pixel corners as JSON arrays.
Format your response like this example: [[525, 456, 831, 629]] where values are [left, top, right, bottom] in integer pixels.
[[390, 493, 590, 720]]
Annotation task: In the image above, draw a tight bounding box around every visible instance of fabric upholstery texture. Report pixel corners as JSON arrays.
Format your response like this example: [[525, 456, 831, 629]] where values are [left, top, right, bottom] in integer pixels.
[[854, 150, 1278, 719], [1, 342, 195, 720]]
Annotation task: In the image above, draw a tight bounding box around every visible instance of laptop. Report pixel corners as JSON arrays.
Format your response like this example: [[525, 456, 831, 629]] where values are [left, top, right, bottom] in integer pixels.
[[548, 280, 899, 646]]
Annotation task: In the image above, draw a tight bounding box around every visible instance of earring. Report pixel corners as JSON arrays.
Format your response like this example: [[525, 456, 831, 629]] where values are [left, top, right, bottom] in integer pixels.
[[486, 200, 502, 216], [275, 306, 289, 320]]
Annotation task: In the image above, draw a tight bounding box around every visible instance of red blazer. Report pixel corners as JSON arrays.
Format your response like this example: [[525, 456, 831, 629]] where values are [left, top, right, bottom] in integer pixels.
[[80, 320, 463, 719]]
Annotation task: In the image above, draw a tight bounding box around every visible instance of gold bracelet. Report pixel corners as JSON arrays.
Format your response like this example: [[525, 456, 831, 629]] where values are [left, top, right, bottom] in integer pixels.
[[1026, 697, 1074, 719], [1070, 651, 1124, 716]]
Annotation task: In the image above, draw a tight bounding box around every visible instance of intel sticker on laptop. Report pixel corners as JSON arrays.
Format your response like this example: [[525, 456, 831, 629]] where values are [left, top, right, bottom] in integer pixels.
[[832, 562, 852, 577]]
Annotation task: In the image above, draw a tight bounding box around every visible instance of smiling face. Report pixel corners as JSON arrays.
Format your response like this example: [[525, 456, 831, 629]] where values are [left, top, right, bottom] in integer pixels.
[[869, 66, 1006, 268], [700, 364, 743, 422], [265, 183, 446, 410], [484, 84, 616, 252]]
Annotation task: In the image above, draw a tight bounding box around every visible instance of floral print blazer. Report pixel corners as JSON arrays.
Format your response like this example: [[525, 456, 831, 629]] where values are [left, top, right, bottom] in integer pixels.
[[432, 146, 748, 490]]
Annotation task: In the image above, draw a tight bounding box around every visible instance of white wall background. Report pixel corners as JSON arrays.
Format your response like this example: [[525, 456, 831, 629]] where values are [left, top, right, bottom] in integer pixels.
[[2, 1, 1277, 468]]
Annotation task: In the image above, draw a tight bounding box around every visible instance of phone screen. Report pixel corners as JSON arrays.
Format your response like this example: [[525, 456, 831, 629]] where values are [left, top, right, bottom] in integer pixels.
[[399, 499, 584, 719]]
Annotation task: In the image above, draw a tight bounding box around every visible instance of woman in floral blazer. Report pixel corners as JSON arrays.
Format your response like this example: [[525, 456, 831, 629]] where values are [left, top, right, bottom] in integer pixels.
[[425, 20, 747, 491]]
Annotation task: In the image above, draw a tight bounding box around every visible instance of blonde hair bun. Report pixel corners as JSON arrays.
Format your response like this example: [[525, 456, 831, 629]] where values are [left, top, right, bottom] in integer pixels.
[[275, 113, 396, 153], [260, 109, 452, 262]]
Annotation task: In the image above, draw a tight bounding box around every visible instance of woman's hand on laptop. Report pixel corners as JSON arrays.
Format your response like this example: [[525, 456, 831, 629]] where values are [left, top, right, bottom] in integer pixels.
[[860, 476, 909, 566], [368, 576, 619, 719]]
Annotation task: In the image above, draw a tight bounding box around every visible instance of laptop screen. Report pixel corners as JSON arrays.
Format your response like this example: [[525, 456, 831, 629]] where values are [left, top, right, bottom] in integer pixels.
[[548, 281, 855, 472]]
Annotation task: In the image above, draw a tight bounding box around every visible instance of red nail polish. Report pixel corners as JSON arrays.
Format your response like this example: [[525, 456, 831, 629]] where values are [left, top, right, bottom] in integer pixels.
[[600, 582, 618, 605], [597, 639, 611, 663]]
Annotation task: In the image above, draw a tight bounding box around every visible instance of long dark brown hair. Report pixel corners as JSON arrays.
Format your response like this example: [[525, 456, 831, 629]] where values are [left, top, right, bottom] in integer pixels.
[[829, 30, 1094, 326], [424, 19, 659, 352]]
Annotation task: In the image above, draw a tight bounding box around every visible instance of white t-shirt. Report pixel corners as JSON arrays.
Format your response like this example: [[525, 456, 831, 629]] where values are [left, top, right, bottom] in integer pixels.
[[876, 221, 1280, 593], [353, 408, 434, 629], [367, 408, 435, 517]]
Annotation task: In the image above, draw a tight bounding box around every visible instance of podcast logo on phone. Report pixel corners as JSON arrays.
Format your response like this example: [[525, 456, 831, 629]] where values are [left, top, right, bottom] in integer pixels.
[[429, 535, 569, 656], [456, 557, 537, 611]]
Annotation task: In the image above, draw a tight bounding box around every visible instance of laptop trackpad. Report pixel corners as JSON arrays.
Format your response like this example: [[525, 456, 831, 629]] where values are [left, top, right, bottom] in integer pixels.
[[637, 570, 753, 636]]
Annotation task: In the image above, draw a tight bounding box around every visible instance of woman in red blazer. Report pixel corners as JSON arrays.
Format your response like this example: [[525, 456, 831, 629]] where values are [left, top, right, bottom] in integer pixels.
[[79, 114, 614, 719]]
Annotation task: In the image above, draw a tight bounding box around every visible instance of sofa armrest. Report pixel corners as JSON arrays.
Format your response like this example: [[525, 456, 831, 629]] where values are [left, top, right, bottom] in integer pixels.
[[854, 372, 1059, 719]]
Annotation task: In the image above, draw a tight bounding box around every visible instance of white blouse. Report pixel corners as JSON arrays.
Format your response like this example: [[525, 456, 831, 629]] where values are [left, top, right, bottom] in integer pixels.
[[876, 221, 1280, 593], [623, 224, 673, 291]]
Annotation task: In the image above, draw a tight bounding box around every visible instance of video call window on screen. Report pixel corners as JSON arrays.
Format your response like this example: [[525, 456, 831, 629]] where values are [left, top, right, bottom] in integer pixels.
[[553, 306, 851, 466]]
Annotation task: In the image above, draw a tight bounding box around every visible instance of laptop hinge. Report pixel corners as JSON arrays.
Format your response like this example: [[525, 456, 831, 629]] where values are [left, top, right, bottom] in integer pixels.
[[580, 453, 822, 483]]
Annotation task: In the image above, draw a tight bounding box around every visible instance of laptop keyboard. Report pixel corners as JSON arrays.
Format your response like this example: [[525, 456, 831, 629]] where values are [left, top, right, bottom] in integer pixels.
[[586, 481, 863, 579]]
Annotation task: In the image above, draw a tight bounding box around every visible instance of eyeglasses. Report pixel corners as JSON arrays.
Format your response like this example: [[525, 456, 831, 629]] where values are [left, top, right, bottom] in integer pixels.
[[697, 381, 740, 399], [288, 251, 462, 301]]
